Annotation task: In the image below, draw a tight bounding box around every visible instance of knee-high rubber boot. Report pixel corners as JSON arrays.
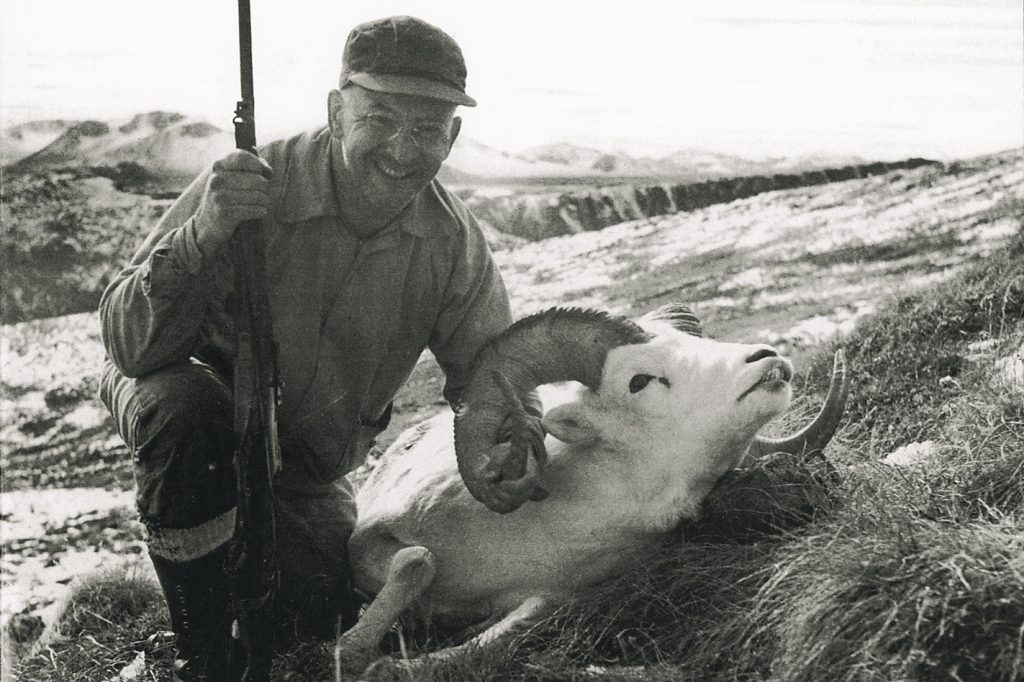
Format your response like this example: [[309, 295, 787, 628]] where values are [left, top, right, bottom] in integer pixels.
[[149, 544, 241, 681]]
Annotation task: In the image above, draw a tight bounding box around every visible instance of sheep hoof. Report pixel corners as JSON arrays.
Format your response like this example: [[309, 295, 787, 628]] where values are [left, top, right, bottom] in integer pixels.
[[334, 638, 379, 676]]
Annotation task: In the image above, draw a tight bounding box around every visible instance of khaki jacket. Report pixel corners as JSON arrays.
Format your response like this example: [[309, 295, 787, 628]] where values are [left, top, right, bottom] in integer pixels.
[[100, 127, 512, 485]]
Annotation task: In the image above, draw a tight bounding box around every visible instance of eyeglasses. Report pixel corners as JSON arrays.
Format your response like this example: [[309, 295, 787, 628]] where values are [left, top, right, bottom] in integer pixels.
[[355, 112, 452, 150]]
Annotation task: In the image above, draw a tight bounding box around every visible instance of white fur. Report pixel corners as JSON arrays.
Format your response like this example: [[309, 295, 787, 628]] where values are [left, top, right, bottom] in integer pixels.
[[336, 321, 794, 672]]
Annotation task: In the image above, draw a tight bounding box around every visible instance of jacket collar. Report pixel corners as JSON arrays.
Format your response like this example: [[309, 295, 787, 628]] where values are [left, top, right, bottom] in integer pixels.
[[277, 127, 458, 240]]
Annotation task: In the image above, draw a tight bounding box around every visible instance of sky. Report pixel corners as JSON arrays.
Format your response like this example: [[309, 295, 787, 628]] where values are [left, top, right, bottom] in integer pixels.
[[1, 0, 1021, 161]]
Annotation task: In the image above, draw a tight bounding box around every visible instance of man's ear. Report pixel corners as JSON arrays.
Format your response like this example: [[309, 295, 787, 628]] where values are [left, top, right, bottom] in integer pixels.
[[327, 89, 344, 136], [542, 403, 600, 445], [447, 116, 462, 153]]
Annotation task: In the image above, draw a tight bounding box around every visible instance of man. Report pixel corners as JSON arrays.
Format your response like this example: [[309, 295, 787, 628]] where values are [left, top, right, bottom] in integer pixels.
[[99, 16, 520, 680]]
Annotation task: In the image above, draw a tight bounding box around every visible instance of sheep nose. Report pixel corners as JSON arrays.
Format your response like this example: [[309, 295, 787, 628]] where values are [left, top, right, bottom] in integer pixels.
[[746, 347, 778, 363]]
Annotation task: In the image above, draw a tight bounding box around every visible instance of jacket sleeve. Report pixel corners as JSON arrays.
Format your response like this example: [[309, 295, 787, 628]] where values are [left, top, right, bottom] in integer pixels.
[[429, 208, 513, 406], [99, 168, 229, 377]]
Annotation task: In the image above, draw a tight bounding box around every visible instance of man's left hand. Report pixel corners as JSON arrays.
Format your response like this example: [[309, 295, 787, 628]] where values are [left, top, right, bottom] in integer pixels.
[[471, 406, 548, 514]]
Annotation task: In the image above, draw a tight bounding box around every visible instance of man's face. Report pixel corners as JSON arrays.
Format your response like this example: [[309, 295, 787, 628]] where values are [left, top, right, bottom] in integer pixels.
[[328, 85, 460, 222]]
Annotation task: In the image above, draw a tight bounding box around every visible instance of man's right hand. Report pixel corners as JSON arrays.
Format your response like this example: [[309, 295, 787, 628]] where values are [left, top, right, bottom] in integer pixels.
[[194, 150, 273, 257]]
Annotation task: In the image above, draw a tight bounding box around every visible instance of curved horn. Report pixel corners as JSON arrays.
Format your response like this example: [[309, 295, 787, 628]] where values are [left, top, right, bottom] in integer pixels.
[[747, 349, 850, 460], [639, 302, 703, 337], [454, 308, 651, 509]]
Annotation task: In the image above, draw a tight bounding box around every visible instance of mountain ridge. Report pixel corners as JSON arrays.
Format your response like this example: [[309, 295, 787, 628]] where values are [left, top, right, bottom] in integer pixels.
[[7, 113, 235, 181], [2, 112, 872, 185]]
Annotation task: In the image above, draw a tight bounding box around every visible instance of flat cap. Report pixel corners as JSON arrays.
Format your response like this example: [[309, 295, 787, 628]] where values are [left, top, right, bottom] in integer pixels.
[[340, 15, 477, 107]]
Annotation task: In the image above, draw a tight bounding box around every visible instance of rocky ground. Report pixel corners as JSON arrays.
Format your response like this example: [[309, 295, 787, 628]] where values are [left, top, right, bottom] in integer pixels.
[[2, 149, 1021, 662]]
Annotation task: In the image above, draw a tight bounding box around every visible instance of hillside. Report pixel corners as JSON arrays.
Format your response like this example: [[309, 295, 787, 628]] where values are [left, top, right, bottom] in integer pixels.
[[495, 150, 1022, 343], [7, 112, 235, 184], [0, 151, 940, 326], [0, 120, 79, 167], [459, 157, 938, 241], [4, 147, 1019, 659], [2, 142, 1024, 675], [0, 169, 170, 324]]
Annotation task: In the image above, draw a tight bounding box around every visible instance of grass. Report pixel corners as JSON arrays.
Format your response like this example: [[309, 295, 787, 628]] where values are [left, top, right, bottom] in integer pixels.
[[10, 237, 1023, 679], [816, 225, 1023, 458], [749, 515, 1024, 682], [7, 561, 174, 682]]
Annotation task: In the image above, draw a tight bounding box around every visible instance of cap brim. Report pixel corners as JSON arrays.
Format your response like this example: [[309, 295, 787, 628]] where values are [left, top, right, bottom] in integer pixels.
[[346, 72, 477, 107]]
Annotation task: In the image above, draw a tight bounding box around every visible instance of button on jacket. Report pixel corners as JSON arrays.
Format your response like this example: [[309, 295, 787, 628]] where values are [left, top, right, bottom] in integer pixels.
[[100, 127, 513, 486]]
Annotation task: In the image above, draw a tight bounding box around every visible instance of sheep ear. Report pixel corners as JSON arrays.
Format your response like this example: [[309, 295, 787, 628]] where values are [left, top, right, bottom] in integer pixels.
[[542, 403, 600, 444]]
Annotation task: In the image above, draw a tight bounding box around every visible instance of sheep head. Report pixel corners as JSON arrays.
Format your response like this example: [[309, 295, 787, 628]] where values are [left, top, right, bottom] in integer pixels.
[[454, 303, 848, 514], [454, 307, 651, 512]]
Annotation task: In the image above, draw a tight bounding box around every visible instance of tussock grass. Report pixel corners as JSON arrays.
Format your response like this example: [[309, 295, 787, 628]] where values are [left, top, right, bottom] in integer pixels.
[[748, 514, 1024, 682], [10, 561, 173, 682], [807, 228, 1024, 458], [728, 232, 1023, 682]]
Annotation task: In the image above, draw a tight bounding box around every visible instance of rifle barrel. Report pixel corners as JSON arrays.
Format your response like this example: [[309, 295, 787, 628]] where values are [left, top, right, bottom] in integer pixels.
[[235, 0, 257, 152], [237, 0, 254, 103]]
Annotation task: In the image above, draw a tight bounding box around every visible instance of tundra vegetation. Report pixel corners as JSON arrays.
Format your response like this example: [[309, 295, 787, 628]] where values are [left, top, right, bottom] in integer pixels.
[[2, 151, 1022, 680]]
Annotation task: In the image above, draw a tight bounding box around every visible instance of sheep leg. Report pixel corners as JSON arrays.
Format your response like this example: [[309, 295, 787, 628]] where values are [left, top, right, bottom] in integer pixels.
[[334, 545, 435, 676], [380, 595, 551, 672], [436, 595, 550, 657]]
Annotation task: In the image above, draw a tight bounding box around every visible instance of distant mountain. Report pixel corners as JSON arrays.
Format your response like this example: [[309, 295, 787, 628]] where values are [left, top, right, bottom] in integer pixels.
[[524, 143, 728, 178], [1, 112, 874, 186], [520, 142, 608, 168], [521, 142, 679, 177], [659, 148, 771, 177], [442, 137, 580, 180], [768, 153, 869, 173], [1, 114, 574, 184], [523, 142, 872, 179], [9, 112, 234, 181], [1, 119, 79, 167]]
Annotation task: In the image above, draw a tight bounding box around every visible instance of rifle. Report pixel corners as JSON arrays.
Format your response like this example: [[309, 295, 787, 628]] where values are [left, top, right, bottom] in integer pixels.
[[226, 0, 281, 679]]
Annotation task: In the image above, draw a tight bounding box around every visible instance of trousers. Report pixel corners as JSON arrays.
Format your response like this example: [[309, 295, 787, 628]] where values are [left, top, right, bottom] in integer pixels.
[[100, 357, 359, 642]]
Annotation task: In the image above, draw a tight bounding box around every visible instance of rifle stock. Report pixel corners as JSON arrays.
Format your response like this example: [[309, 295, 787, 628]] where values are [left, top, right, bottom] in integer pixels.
[[227, 0, 280, 679]]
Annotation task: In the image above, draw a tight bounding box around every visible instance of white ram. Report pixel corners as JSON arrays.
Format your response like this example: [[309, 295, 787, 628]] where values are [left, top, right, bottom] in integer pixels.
[[335, 303, 849, 673]]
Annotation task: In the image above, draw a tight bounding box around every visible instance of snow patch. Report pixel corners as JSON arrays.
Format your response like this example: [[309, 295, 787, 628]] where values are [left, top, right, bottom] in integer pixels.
[[994, 342, 1024, 392], [764, 301, 877, 348], [1, 488, 134, 541], [883, 441, 938, 467]]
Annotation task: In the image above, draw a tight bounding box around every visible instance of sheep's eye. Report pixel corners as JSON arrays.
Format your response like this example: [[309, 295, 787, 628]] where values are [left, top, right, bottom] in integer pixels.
[[629, 374, 654, 393]]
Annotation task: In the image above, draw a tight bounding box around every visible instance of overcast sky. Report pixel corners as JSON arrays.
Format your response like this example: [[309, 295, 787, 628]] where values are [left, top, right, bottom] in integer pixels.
[[1, 0, 1021, 160]]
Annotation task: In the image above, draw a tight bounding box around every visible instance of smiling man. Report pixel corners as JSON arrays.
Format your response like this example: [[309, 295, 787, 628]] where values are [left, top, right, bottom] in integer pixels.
[[328, 86, 462, 234], [98, 16, 520, 681]]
